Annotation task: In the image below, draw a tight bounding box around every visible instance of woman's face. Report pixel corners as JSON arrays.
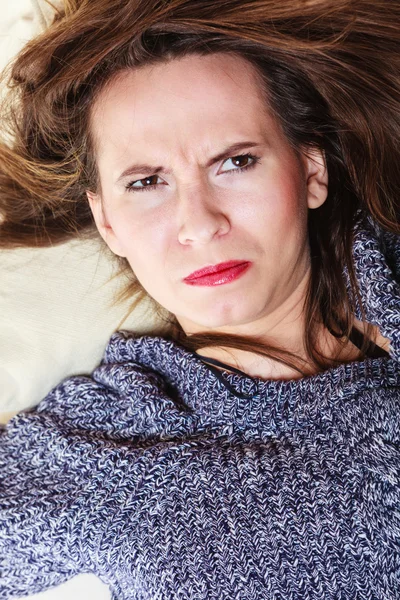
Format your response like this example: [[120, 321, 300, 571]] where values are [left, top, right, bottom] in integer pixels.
[[87, 52, 328, 336]]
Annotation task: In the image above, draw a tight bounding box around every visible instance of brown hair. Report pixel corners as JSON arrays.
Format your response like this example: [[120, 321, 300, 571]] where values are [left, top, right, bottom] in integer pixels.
[[0, 0, 399, 376]]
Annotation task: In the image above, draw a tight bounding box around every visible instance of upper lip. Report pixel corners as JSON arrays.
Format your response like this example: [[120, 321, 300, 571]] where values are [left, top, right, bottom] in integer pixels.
[[183, 260, 250, 281]]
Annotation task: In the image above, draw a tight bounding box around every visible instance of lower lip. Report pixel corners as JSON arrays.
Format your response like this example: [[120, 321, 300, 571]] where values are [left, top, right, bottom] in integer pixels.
[[184, 262, 251, 286]]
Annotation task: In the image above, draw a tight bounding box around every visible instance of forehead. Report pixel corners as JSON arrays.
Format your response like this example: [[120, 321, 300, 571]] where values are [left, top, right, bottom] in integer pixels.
[[90, 53, 274, 162]]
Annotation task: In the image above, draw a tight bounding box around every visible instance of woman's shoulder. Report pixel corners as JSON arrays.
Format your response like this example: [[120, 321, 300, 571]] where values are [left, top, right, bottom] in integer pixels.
[[1, 333, 189, 440], [354, 212, 400, 281], [350, 211, 400, 361]]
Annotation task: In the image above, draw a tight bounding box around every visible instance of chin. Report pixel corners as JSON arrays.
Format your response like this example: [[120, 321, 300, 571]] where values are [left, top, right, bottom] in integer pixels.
[[185, 310, 256, 332]]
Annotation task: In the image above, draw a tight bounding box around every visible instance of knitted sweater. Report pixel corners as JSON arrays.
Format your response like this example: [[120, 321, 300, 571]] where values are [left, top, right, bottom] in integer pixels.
[[1, 213, 400, 600]]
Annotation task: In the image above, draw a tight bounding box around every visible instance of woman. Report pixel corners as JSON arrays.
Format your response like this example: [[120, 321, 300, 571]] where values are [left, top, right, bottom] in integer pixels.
[[0, 0, 399, 598]]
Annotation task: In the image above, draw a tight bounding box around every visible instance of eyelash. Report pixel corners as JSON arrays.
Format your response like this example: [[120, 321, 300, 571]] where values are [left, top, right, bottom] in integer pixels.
[[124, 152, 261, 193]]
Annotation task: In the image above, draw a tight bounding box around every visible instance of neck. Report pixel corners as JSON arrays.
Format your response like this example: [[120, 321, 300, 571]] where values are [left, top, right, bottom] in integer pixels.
[[194, 324, 359, 381]]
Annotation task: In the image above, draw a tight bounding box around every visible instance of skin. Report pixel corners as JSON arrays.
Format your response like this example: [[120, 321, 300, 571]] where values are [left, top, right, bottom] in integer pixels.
[[86, 52, 390, 380]]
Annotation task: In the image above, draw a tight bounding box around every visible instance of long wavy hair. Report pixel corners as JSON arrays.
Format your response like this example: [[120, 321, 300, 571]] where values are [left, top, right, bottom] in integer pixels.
[[0, 0, 399, 376]]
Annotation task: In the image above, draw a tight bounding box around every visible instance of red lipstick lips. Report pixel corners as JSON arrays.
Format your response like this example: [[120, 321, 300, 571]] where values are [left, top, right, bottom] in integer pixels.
[[183, 260, 251, 287]]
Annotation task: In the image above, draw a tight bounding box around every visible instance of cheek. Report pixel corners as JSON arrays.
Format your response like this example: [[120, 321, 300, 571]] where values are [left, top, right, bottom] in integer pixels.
[[237, 169, 306, 239], [117, 215, 168, 280], [267, 160, 308, 230], [235, 181, 308, 275]]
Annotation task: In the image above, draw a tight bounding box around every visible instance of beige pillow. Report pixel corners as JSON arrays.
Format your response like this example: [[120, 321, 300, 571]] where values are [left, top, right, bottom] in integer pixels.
[[0, 237, 163, 419], [0, 1, 38, 84]]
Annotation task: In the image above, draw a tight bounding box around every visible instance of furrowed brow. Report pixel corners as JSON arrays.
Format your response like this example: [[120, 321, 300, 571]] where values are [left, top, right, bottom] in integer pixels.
[[115, 141, 264, 183]]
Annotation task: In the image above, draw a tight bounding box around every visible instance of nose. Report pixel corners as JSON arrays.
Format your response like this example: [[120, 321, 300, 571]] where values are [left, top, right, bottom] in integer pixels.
[[177, 184, 230, 245]]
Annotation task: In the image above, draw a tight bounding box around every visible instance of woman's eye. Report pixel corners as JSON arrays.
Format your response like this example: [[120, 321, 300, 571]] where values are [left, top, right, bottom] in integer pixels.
[[125, 174, 162, 193], [221, 153, 260, 173], [124, 152, 260, 193]]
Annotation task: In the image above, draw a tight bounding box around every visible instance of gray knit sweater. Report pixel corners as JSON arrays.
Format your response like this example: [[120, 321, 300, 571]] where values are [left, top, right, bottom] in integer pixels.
[[1, 212, 400, 600]]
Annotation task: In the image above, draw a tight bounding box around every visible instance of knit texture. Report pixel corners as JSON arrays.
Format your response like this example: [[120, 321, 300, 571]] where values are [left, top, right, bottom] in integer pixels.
[[1, 212, 399, 600]]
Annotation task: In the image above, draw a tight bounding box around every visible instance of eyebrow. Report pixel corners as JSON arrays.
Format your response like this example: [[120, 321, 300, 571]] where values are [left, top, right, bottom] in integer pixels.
[[116, 141, 264, 183]]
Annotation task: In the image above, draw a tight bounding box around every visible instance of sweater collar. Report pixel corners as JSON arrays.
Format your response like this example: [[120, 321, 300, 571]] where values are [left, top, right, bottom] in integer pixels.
[[101, 330, 399, 427]]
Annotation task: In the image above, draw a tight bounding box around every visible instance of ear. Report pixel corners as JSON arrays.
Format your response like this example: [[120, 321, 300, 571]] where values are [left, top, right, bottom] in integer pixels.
[[86, 190, 127, 257], [302, 148, 329, 209]]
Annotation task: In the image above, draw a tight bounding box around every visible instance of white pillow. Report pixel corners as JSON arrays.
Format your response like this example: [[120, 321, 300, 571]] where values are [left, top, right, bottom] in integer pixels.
[[0, 237, 164, 418], [20, 573, 111, 600], [0, 1, 37, 84]]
